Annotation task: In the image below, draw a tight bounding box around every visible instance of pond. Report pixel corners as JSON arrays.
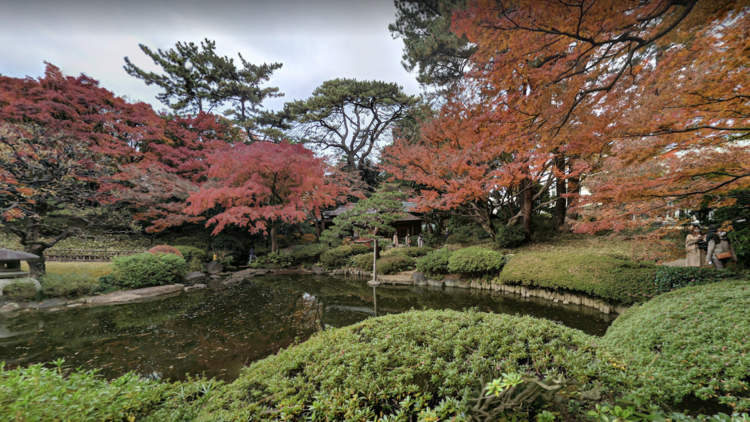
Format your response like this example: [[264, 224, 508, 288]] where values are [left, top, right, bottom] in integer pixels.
[[0, 274, 615, 382]]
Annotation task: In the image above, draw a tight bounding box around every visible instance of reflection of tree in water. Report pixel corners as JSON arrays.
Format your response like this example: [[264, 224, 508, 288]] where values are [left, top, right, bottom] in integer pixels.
[[1, 275, 613, 381]]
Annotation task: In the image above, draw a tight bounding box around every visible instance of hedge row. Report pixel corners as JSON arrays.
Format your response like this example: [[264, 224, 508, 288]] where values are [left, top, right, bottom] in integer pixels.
[[497, 252, 658, 304], [319, 244, 372, 269]]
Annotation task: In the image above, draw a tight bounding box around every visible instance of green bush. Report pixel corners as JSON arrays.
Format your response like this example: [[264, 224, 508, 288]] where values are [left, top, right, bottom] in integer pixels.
[[39, 273, 103, 299], [447, 246, 505, 276], [3, 282, 38, 300], [196, 310, 606, 421], [112, 253, 187, 289], [376, 253, 414, 274], [173, 245, 208, 263], [601, 280, 750, 411], [319, 244, 371, 269], [496, 224, 526, 248], [497, 252, 657, 304], [289, 243, 330, 265], [416, 248, 452, 280], [352, 252, 374, 271], [653, 266, 746, 293], [0, 360, 214, 422], [250, 251, 292, 269], [446, 233, 473, 244], [390, 246, 433, 258]]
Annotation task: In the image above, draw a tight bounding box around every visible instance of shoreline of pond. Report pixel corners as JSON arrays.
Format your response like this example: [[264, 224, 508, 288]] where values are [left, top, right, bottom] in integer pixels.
[[0, 265, 629, 317]]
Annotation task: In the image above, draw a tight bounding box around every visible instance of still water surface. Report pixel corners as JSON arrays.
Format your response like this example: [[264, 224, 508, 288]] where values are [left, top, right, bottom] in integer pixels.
[[0, 275, 615, 381]]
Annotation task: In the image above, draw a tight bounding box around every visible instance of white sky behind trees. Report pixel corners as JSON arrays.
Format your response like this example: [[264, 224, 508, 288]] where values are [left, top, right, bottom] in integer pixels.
[[0, 0, 421, 112]]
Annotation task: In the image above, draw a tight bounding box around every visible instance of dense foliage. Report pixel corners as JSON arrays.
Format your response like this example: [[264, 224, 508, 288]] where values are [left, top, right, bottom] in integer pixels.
[[195, 309, 605, 421], [416, 248, 452, 280], [601, 281, 750, 411], [319, 244, 372, 269], [148, 244, 184, 257], [374, 253, 414, 275], [653, 266, 747, 293], [112, 253, 188, 289], [447, 247, 505, 277], [289, 243, 330, 265], [498, 252, 657, 304]]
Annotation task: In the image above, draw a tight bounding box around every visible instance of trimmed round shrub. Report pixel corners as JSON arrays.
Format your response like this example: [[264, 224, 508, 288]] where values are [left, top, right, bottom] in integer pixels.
[[319, 244, 371, 269], [147, 245, 183, 258], [353, 252, 374, 271], [197, 310, 605, 421], [601, 280, 750, 411], [416, 248, 452, 280], [112, 253, 187, 289], [447, 246, 505, 276], [173, 245, 207, 263], [388, 246, 433, 258], [446, 233, 472, 244], [376, 253, 413, 275]]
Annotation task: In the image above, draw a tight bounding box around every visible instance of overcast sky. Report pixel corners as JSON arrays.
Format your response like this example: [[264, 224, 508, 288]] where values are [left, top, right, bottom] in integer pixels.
[[0, 0, 421, 112]]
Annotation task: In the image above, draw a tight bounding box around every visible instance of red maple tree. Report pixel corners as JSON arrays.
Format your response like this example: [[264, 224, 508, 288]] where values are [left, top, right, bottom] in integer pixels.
[[185, 141, 350, 251]]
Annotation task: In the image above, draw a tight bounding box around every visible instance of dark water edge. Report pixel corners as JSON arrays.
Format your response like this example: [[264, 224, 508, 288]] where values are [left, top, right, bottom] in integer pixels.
[[0, 274, 614, 382]]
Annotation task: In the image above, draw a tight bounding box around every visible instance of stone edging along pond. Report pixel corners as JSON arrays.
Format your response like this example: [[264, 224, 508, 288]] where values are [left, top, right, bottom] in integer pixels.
[[332, 267, 628, 315]]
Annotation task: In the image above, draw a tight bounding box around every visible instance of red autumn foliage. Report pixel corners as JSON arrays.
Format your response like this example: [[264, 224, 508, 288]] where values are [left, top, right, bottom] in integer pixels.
[[185, 141, 350, 250], [147, 245, 184, 257], [389, 0, 750, 236]]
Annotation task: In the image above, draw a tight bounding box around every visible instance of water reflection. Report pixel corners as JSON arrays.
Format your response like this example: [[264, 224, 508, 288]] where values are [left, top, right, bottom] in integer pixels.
[[0, 275, 614, 381]]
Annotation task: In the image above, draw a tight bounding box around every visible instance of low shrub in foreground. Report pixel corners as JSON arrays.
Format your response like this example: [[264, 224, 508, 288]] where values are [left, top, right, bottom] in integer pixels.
[[447, 246, 505, 277], [173, 245, 208, 263], [112, 253, 187, 289], [498, 252, 657, 304], [653, 266, 747, 293], [0, 360, 215, 422], [319, 244, 371, 269], [416, 248, 452, 280], [196, 310, 607, 421], [601, 280, 750, 411]]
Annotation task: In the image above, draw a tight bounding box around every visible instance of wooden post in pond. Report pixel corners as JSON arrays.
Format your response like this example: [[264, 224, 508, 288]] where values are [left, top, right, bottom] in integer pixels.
[[372, 238, 377, 284]]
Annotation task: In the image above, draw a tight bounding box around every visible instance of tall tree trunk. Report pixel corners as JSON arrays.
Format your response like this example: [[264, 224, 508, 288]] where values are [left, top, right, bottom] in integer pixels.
[[25, 244, 46, 278], [554, 156, 567, 233], [521, 178, 533, 239], [270, 221, 278, 252], [313, 218, 322, 241], [566, 175, 580, 232]]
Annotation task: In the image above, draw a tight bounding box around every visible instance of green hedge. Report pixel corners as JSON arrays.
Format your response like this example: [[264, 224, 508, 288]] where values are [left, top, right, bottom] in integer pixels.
[[601, 280, 750, 411], [416, 248, 452, 280], [446, 233, 473, 244], [196, 310, 605, 421], [653, 266, 747, 293], [497, 252, 657, 304], [447, 246, 505, 277], [386, 246, 434, 258], [319, 244, 371, 269], [112, 253, 187, 289]]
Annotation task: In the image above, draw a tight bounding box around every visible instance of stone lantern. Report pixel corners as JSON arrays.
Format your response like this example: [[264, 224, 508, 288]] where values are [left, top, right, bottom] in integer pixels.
[[0, 248, 42, 298]]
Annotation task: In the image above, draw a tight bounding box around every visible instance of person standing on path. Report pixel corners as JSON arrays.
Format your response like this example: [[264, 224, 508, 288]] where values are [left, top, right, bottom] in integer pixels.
[[706, 231, 738, 269], [685, 225, 705, 267], [393, 233, 398, 247], [405, 233, 411, 247], [418, 234, 424, 247]]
